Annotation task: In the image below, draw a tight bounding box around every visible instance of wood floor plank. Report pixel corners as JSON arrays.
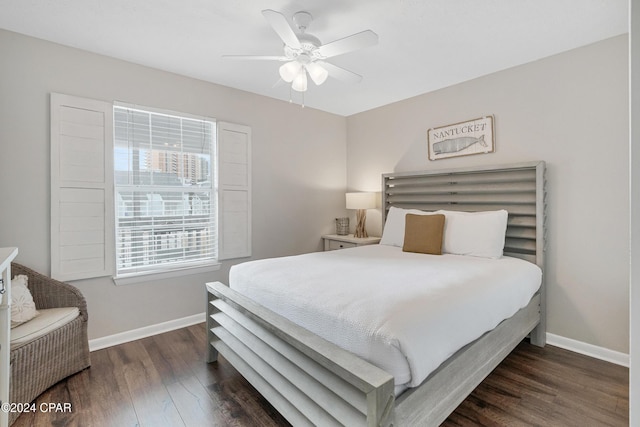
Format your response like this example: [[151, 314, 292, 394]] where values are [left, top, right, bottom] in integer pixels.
[[442, 341, 629, 427], [145, 329, 201, 385], [10, 324, 629, 427], [121, 340, 186, 427], [84, 345, 140, 426], [166, 375, 225, 427]]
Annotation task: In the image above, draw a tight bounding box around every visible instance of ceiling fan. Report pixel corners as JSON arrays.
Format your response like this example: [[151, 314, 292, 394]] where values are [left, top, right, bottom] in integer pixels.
[[223, 9, 378, 92]]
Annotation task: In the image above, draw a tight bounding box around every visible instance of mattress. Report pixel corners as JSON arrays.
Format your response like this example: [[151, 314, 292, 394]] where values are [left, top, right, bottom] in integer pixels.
[[229, 244, 542, 390]]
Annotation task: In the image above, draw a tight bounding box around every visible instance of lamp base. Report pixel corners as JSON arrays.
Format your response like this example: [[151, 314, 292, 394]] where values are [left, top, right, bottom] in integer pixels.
[[354, 209, 368, 238]]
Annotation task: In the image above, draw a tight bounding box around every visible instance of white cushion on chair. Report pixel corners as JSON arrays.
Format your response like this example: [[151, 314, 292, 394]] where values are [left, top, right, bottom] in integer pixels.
[[10, 307, 80, 350]]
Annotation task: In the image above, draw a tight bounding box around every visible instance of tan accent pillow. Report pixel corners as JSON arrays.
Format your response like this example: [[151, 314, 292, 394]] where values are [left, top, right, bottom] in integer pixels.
[[403, 214, 445, 255]]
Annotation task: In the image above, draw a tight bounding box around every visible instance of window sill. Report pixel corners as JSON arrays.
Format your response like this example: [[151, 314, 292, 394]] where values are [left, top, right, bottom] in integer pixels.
[[113, 262, 221, 286]]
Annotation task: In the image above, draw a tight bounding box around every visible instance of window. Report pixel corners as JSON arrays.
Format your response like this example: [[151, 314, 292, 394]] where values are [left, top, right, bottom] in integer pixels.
[[113, 106, 217, 276], [51, 93, 251, 282]]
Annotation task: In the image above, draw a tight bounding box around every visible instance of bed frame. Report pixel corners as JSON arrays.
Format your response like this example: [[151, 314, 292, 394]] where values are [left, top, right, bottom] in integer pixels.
[[206, 161, 546, 426]]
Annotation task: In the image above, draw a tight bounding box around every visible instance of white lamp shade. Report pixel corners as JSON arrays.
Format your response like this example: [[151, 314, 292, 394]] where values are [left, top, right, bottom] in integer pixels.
[[306, 62, 328, 85], [279, 61, 302, 83], [346, 192, 377, 209], [291, 70, 308, 92]]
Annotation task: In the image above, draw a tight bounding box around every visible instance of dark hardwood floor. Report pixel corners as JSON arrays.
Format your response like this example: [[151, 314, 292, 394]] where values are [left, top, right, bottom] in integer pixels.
[[13, 323, 628, 426]]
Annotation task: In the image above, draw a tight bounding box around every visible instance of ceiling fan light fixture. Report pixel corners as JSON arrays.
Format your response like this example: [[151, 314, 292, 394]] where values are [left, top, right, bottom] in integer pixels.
[[306, 62, 328, 86], [291, 70, 308, 92], [279, 61, 302, 83]]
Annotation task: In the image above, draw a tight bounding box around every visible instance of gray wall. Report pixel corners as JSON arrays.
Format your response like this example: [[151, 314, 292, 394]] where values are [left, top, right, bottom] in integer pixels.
[[346, 35, 629, 353], [0, 29, 348, 340]]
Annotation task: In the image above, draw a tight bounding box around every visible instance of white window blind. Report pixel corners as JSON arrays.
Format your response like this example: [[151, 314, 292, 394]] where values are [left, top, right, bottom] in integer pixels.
[[113, 106, 217, 276]]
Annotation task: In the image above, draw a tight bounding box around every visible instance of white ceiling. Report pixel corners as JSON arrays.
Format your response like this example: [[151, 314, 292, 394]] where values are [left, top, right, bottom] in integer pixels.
[[0, 0, 629, 116]]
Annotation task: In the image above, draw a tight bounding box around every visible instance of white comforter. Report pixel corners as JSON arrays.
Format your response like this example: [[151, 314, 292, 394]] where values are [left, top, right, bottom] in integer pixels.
[[229, 244, 541, 389]]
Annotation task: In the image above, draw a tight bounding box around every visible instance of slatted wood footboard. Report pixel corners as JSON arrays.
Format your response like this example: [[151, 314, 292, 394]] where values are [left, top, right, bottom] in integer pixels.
[[206, 281, 395, 427]]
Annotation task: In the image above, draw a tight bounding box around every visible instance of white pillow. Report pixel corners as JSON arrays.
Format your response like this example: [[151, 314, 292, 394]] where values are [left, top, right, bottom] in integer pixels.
[[438, 210, 509, 259], [11, 275, 39, 328], [380, 206, 437, 247]]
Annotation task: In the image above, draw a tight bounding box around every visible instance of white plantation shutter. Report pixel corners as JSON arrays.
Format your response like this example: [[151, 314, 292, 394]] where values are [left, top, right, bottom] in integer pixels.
[[218, 122, 252, 260], [51, 93, 115, 280], [113, 105, 217, 276]]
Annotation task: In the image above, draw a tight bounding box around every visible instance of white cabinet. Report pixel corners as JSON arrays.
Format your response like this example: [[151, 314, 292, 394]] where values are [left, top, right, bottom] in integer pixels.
[[0, 247, 18, 427]]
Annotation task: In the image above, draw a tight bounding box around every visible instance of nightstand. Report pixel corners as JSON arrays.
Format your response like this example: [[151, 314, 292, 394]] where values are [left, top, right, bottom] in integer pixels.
[[322, 234, 381, 251]]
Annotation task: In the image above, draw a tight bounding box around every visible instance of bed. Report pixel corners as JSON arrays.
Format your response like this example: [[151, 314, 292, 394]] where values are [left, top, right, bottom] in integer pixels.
[[206, 161, 546, 426]]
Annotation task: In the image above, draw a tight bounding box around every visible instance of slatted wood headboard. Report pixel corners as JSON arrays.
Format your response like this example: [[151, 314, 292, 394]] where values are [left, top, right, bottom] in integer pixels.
[[382, 161, 547, 345], [382, 161, 546, 268]]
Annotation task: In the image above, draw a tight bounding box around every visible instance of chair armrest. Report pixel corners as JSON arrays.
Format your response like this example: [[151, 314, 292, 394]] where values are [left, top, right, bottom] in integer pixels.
[[10, 263, 88, 321]]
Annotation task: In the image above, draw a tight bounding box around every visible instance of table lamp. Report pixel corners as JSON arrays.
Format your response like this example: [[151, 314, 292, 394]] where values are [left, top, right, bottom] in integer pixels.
[[346, 192, 376, 238]]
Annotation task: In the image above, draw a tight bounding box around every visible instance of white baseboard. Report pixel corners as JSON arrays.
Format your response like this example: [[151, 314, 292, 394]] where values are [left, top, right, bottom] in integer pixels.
[[88, 312, 206, 352], [546, 332, 629, 367], [88, 316, 630, 368]]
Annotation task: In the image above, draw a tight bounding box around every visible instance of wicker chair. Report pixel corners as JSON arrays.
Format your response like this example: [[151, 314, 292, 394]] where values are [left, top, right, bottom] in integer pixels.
[[8, 263, 90, 425]]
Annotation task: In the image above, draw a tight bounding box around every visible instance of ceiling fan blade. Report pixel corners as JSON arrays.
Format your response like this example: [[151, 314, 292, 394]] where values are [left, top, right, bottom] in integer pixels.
[[319, 61, 363, 84], [222, 55, 289, 61], [262, 9, 301, 49], [317, 30, 378, 58]]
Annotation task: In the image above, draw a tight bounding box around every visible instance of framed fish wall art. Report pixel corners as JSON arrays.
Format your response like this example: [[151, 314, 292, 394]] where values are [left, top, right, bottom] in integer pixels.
[[427, 115, 495, 160]]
